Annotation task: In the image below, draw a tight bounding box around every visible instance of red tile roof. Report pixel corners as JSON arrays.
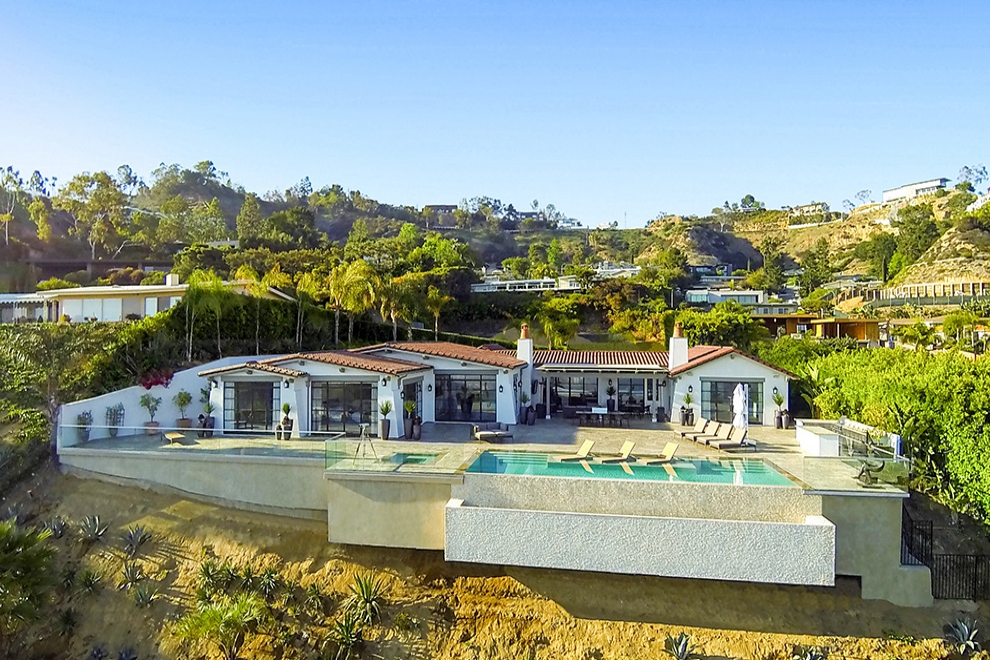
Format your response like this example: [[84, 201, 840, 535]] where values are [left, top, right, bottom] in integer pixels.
[[496, 349, 669, 369], [668, 345, 796, 378], [198, 361, 307, 378], [266, 351, 429, 376], [354, 342, 526, 369]]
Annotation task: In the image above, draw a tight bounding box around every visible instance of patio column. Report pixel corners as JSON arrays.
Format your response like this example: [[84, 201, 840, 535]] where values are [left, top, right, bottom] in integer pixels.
[[545, 375, 551, 419]]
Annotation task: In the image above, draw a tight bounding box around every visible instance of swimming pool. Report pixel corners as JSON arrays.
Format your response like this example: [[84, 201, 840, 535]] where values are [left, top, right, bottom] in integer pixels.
[[466, 451, 796, 486]]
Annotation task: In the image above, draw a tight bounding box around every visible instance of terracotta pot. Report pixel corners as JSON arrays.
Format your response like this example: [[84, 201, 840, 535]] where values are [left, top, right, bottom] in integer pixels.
[[177, 418, 192, 429], [144, 421, 160, 435]]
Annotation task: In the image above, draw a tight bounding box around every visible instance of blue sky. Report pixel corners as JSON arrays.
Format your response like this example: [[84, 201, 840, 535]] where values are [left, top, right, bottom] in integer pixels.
[[1, 1, 987, 226]]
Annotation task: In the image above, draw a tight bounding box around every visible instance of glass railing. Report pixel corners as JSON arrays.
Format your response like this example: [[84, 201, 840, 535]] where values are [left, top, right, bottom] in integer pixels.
[[323, 439, 480, 476], [795, 455, 910, 493]]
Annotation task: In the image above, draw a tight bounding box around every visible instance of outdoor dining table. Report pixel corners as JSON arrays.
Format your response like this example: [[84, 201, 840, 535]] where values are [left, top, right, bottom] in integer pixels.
[[576, 410, 629, 427]]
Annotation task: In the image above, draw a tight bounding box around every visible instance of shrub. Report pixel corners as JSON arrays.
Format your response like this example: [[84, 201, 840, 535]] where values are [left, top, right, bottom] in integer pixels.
[[60, 566, 76, 589], [174, 593, 264, 660], [663, 632, 698, 660], [344, 572, 387, 626], [198, 558, 222, 591], [36, 277, 81, 291], [945, 618, 981, 657], [304, 583, 325, 616], [117, 647, 138, 660], [394, 611, 417, 635], [89, 646, 109, 660], [58, 607, 77, 636]]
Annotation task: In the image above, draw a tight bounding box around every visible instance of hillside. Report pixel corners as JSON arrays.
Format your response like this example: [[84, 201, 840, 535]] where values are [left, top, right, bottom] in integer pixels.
[[1, 465, 970, 660], [891, 225, 990, 286]]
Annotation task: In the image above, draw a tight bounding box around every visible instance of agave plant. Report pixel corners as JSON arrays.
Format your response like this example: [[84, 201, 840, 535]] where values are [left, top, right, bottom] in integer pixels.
[[305, 583, 325, 616], [239, 564, 257, 592], [258, 567, 280, 600], [80, 568, 101, 594], [117, 648, 138, 660], [60, 566, 77, 589], [945, 618, 981, 657], [322, 609, 363, 660], [79, 515, 109, 543], [198, 558, 222, 591], [792, 647, 829, 660], [344, 572, 387, 626], [3, 503, 26, 525], [664, 632, 698, 660], [58, 608, 77, 636], [44, 516, 68, 539], [119, 562, 144, 591], [218, 561, 240, 590], [196, 585, 216, 609], [133, 584, 158, 608], [90, 646, 109, 660], [121, 525, 152, 558]]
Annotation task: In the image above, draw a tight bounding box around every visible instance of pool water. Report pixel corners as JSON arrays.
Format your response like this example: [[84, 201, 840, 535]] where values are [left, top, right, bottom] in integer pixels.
[[388, 452, 437, 465], [466, 451, 796, 486]]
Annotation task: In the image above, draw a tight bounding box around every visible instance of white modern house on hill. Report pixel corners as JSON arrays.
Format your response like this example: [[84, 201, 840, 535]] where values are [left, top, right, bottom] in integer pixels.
[[882, 178, 949, 203]]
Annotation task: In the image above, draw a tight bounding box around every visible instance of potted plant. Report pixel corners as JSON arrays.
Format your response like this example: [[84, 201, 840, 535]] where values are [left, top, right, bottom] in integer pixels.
[[379, 400, 393, 440], [526, 404, 537, 425], [605, 385, 617, 412], [106, 403, 125, 437], [519, 392, 530, 422], [173, 390, 193, 429], [782, 408, 792, 429], [682, 392, 694, 426], [411, 415, 422, 441], [403, 400, 417, 439], [202, 402, 216, 437], [772, 391, 785, 429], [139, 394, 162, 435], [76, 411, 93, 442], [279, 403, 292, 440]]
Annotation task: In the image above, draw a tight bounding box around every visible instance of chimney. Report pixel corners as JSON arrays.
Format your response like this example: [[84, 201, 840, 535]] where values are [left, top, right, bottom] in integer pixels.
[[668, 322, 688, 370], [517, 324, 534, 421], [165, 273, 180, 287]]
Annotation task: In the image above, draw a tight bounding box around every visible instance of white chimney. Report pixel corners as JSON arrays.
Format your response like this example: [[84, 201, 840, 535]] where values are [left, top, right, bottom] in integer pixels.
[[668, 322, 688, 370], [165, 273, 179, 287], [517, 323, 535, 421]]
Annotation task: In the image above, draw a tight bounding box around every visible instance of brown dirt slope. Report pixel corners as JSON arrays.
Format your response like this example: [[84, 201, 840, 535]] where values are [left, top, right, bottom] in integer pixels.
[[2, 466, 982, 660]]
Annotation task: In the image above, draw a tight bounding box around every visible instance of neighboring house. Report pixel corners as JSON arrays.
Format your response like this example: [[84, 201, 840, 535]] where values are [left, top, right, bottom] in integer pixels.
[[966, 193, 990, 214], [752, 312, 818, 337], [811, 317, 881, 345], [424, 204, 458, 216], [685, 288, 766, 306], [0, 274, 294, 324], [882, 178, 949, 203], [470, 263, 640, 294], [789, 202, 830, 217]]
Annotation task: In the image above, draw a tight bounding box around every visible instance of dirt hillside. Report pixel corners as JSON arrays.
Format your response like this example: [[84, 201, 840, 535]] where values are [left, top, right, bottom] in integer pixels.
[[2, 466, 981, 660]]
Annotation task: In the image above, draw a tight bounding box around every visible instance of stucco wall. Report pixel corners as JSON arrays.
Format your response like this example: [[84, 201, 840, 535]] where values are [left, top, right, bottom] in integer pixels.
[[445, 500, 835, 586], [59, 448, 328, 517], [452, 472, 816, 522], [672, 355, 789, 426], [821, 494, 932, 607], [326, 476, 452, 549]]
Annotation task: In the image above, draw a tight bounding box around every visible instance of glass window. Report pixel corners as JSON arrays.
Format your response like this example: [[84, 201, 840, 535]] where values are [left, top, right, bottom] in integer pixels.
[[700, 381, 764, 425], [311, 382, 377, 437], [434, 374, 496, 422], [617, 378, 645, 412], [224, 381, 279, 431], [549, 377, 598, 410]]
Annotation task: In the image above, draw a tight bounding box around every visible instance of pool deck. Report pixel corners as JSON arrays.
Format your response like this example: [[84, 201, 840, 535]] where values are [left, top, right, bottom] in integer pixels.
[[68, 418, 904, 495]]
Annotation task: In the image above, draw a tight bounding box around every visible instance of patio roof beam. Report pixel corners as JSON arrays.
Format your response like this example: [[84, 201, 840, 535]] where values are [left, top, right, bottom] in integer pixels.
[[535, 366, 667, 374]]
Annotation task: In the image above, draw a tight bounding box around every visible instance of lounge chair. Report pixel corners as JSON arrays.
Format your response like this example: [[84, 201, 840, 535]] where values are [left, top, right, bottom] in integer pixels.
[[713, 426, 756, 451], [559, 440, 595, 462], [602, 440, 637, 463], [679, 418, 709, 439], [646, 442, 679, 465], [694, 423, 731, 445]]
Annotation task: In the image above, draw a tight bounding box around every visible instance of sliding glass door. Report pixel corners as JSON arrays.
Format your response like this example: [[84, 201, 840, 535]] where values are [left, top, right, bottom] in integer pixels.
[[311, 382, 377, 436], [700, 380, 764, 424], [223, 382, 279, 431], [434, 373, 496, 422]]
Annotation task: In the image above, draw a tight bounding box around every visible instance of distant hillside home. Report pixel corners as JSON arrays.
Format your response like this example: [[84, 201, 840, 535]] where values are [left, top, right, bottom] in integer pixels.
[[789, 202, 830, 217], [0, 274, 293, 324], [424, 204, 458, 216], [685, 288, 766, 306], [967, 193, 990, 214], [882, 178, 949, 203]]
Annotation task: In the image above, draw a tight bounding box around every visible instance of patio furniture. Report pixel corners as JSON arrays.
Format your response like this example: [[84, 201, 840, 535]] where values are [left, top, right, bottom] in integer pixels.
[[560, 440, 595, 462], [713, 426, 756, 451], [163, 432, 185, 445], [679, 418, 709, 439], [695, 423, 731, 445], [646, 442, 679, 465], [472, 422, 513, 443], [601, 440, 637, 463]]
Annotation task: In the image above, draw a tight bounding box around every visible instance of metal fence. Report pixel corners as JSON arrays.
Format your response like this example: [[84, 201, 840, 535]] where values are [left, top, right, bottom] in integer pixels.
[[901, 506, 990, 600]]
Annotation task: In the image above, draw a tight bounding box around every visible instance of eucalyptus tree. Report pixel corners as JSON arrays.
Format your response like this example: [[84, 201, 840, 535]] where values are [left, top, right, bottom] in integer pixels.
[[0, 166, 25, 246], [53, 171, 128, 259]]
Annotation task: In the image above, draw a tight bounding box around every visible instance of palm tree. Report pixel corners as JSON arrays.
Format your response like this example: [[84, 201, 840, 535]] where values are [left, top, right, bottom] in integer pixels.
[[327, 261, 376, 347], [375, 277, 401, 342], [186, 269, 228, 358], [234, 264, 265, 354], [294, 271, 324, 347], [799, 364, 836, 418], [898, 320, 935, 351], [0, 520, 56, 657], [425, 286, 453, 340], [341, 261, 376, 344], [175, 593, 264, 660]]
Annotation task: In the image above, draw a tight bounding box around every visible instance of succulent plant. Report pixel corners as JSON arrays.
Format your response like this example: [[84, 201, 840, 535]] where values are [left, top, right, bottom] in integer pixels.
[[133, 584, 158, 608], [44, 516, 68, 539], [117, 647, 138, 660], [305, 583, 325, 616], [323, 609, 363, 660], [58, 608, 77, 636], [259, 567, 280, 600], [90, 646, 109, 660], [80, 568, 101, 594], [79, 515, 108, 542], [344, 572, 387, 626], [945, 618, 981, 657], [121, 525, 152, 558], [198, 558, 221, 591], [664, 632, 698, 660], [60, 566, 76, 589], [119, 562, 144, 591], [239, 564, 256, 592]]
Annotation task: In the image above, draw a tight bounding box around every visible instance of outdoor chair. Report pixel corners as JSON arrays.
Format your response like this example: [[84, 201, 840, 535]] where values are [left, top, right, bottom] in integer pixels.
[[601, 440, 637, 463], [679, 417, 709, 438], [694, 423, 731, 445], [646, 442, 679, 465], [559, 440, 595, 462], [472, 422, 513, 443], [714, 426, 756, 451]]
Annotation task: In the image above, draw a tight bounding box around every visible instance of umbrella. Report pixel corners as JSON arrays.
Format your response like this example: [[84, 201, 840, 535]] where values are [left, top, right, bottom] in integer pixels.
[[732, 383, 749, 430]]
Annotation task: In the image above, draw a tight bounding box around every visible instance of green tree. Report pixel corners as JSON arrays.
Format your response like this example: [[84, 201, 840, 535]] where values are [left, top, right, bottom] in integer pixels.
[[897, 321, 936, 351], [328, 261, 375, 347], [893, 203, 939, 263], [340, 261, 377, 343], [800, 288, 834, 317], [676, 301, 768, 351], [235, 193, 265, 244], [175, 593, 264, 660], [0, 166, 25, 246], [0, 520, 55, 657], [27, 199, 52, 242], [184, 270, 227, 360], [188, 198, 229, 243], [375, 277, 402, 342], [798, 238, 833, 296], [53, 171, 129, 259], [534, 296, 580, 349], [860, 233, 898, 281], [943, 310, 978, 347], [425, 286, 453, 340]]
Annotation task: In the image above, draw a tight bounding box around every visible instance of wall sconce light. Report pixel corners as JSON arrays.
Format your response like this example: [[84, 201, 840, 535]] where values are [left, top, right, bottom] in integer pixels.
[[503, 369, 508, 374], [400, 391, 405, 399], [427, 384, 433, 392], [687, 385, 693, 393], [339, 367, 346, 373], [283, 381, 290, 388], [209, 379, 217, 389], [498, 385, 504, 393], [608, 379, 613, 386], [381, 377, 388, 386], [772, 386, 778, 395], [660, 380, 667, 388]]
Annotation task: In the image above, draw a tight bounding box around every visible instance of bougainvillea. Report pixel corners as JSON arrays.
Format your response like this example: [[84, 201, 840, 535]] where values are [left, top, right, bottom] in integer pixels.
[[139, 368, 173, 390]]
